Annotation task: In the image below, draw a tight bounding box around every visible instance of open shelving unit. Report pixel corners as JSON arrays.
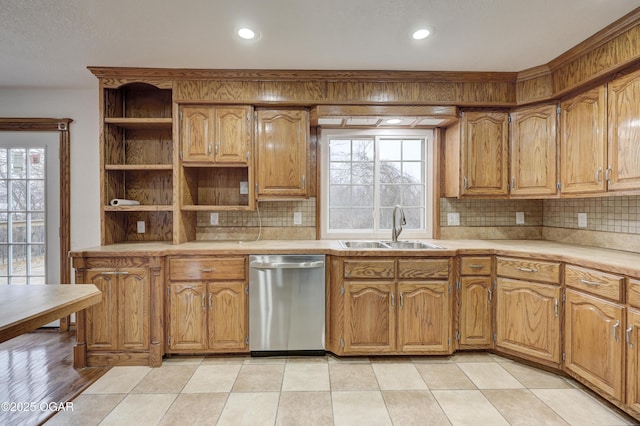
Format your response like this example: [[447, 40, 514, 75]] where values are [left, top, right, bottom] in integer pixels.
[[101, 82, 174, 245]]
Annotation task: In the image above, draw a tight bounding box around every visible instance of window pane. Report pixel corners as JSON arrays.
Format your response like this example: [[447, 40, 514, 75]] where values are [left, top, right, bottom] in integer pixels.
[[11, 180, 27, 211], [30, 213, 45, 243], [380, 184, 401, 207], [351, 208, 374, 229], [329, 140, 351, 161], [29, 180, 45, 211], [30, 244, 45, 276], [402, 185, 424, 207], [0, 180, 6, 211], [10, 149, 27, 178], [351, 186, 373, 207], [379, 140, 401, 161], [352, 140, 373, 161], [11, 216, 26, 243], [380, 162, 401, 183], [0, 149, 6, 176], [329, 185, 351, 207], [402, 162, 423, 183], [329, 209, 353, 229], [28, 149, 45, 178], [402, 139, 423, 160], [11, 244, 26, 276], [351, 162, 373, 184], [404, 207, 425, 229], [330, 163, 351, 184]]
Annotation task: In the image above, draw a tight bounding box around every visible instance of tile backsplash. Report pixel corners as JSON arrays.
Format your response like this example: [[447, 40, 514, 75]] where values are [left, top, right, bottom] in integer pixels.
[[544, 196, 640, 234], [440, 198, 543, 227], [196, 197, 316, 240]]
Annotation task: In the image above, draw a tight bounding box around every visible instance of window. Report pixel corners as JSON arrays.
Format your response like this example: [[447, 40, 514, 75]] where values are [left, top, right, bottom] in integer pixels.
[[320, 129, 434, 239]]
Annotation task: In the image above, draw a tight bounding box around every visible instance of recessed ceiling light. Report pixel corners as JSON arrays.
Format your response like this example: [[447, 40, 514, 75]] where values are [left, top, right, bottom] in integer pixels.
[[385, 118, 402, 124], [237, 27, 257, 40], [412, 29, 431, 40]]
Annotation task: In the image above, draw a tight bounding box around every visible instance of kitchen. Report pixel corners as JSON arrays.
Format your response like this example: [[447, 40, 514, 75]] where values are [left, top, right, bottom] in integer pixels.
[[2, 1, 640, 425]]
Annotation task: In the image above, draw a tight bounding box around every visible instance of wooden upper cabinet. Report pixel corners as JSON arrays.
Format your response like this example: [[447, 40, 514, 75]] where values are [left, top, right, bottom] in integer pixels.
[[256, 109, 309, 198], [560, 85, 607, 194], [607, 69, 640, 191], [460, 111, 509, 196], [510, 104, 558, 197], [181, 106, 214, 162], [181, 105, 252, 164]]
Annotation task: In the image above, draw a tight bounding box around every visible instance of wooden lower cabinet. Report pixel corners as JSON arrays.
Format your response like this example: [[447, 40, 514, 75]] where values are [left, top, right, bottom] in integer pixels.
[[565, 289, 624, 402], [168, 281, 248, 353], [397, 281, 450, 352], [627, 309, 640, 414], [459, 276, 493, 347], [73, 256, 163, 367], [344, 282, 395, 353], [495, 278, 561, 366]]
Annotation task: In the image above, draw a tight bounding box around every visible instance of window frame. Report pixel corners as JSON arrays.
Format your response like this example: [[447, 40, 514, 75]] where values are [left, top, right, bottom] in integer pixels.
[[319, 128, 434, 240]]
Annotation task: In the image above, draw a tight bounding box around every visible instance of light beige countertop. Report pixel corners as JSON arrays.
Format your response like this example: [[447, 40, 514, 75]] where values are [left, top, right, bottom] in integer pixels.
[[70, 239, 640, 277]]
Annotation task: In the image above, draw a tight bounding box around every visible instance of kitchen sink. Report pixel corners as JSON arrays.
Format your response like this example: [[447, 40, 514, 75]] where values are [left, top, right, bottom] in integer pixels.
[[339, 240, 444, 250]]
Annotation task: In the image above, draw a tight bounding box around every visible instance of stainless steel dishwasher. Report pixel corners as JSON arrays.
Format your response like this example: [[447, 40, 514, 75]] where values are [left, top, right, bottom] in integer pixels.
[[249, 254, 325, 355]]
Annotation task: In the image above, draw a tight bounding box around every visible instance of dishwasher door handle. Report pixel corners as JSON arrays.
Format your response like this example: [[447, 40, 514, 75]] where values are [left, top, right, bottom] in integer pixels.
[[250, 260, 325, 270]]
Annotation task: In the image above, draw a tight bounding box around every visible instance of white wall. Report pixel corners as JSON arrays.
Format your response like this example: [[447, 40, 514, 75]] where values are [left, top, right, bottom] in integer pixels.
[[0, 87, 101, 250]]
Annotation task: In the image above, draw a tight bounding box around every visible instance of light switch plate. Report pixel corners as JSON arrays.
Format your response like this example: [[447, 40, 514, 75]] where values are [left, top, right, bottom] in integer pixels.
[[209, 213, 219, 225], [447, 212, 460, 226], [136, 220, 145, 233], [239, 181, 249, 195], [578, 213, 588, 228], [516, 212, 525, 225], [293, 211, 302, 225]]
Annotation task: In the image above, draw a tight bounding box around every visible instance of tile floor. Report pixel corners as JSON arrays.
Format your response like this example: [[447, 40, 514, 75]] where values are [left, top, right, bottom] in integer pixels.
[[46, 352, 638, 426]]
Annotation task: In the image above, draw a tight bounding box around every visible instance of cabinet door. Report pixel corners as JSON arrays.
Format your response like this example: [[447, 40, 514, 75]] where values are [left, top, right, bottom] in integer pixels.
[[565, 289, 624, 402], [510, 104, 558, 197], [627, 309, 640, 412], [344, 282, 395, 353], [459, 276, 493, 347], [207, 282, 247, 351], [607, 70, 640, 191], [397, 282, 451, 353], [495, 278, 561, 365], [117, 269, 150, 350], [168, 282, 207, 351], [181, 106, 215, 162], [215, 106, 252, 164], [256, 109, 309, 197], [460, 111, 509, 196], [85, 270, 118, 350], [560, 86, 607, 194]]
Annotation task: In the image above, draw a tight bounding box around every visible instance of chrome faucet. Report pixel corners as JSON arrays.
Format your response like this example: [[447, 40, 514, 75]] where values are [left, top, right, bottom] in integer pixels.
[[391, 205, 406, 242]]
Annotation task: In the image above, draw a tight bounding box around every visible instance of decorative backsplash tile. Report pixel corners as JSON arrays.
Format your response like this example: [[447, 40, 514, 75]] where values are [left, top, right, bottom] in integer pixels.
[[440, 198, 543, 227], [544, 196, 640, 234]]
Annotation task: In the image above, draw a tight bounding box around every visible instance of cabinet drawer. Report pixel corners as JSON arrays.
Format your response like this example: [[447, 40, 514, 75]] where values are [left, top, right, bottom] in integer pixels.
[[398, 259, 449, 279], [496, 257, 560, 284], [628, 279, 640, 310], [460, 257, 492, 276], [343, 260, 395, 279], [170, 257, 246, 281], [565, 264, 623, 301]]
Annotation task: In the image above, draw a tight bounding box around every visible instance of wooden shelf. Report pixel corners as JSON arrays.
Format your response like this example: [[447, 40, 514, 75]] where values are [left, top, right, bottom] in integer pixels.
[[104, 205, 173, 212], [105, 164, 173, 171], [104, 117, 173, 129]]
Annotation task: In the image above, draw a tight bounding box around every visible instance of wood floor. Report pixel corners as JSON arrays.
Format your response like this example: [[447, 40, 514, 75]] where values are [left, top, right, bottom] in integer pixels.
[[0, 329, 109, 426]]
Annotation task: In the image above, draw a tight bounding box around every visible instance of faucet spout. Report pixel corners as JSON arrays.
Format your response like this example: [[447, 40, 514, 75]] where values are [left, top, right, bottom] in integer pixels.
[[391, 205, 406, 242]]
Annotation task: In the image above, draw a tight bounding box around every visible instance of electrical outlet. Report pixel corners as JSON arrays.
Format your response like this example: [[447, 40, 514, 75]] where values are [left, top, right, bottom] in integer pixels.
[[447, 212, 460, 226], [136, 221, 145, 233], [209, 213, 219, 225], [239, 181, 249, 195], [293, 211, 302, 225], [578, 213, 588, 228], [516, 211, 525, 225]]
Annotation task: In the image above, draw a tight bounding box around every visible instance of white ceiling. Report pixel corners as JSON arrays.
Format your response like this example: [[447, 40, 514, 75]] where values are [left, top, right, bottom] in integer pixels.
[[1, 0, 639, 88]]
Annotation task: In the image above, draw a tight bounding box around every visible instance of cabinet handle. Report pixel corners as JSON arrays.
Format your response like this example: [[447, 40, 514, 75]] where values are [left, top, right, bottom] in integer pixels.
[[302, 176, 306, 189], [208, 144, 212, 155], [214, 144, 219, 155], [511, 177, 515, 190], [606, 167, 612, 183], [400, 293, 404, 309], [469, 264, 485, 269], [208, 293, 213, 310], [391, 293, 395, 310], [516, 267, 538, 273], [488, 288, 492, 303], [626, 325, 633, 348], [554, 298, 558, 318], [463, 176, 468, 190], [246, 151, 250, 160], [201, 295, 206, 310], [579, 278, 602, 287], [201, 268, 215, 272], [596, 167, 602, 184], [613, 320, 620, 343]]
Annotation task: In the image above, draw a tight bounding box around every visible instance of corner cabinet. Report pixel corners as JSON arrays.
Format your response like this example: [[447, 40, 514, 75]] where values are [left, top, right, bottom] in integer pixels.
[[443, 111, 509, 197], [559, 85, 607, 195], [509, 104, 558, 197], [72, 255, 165, 368], [329, 257, 453, 356], [256, 109, 309, 198]]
